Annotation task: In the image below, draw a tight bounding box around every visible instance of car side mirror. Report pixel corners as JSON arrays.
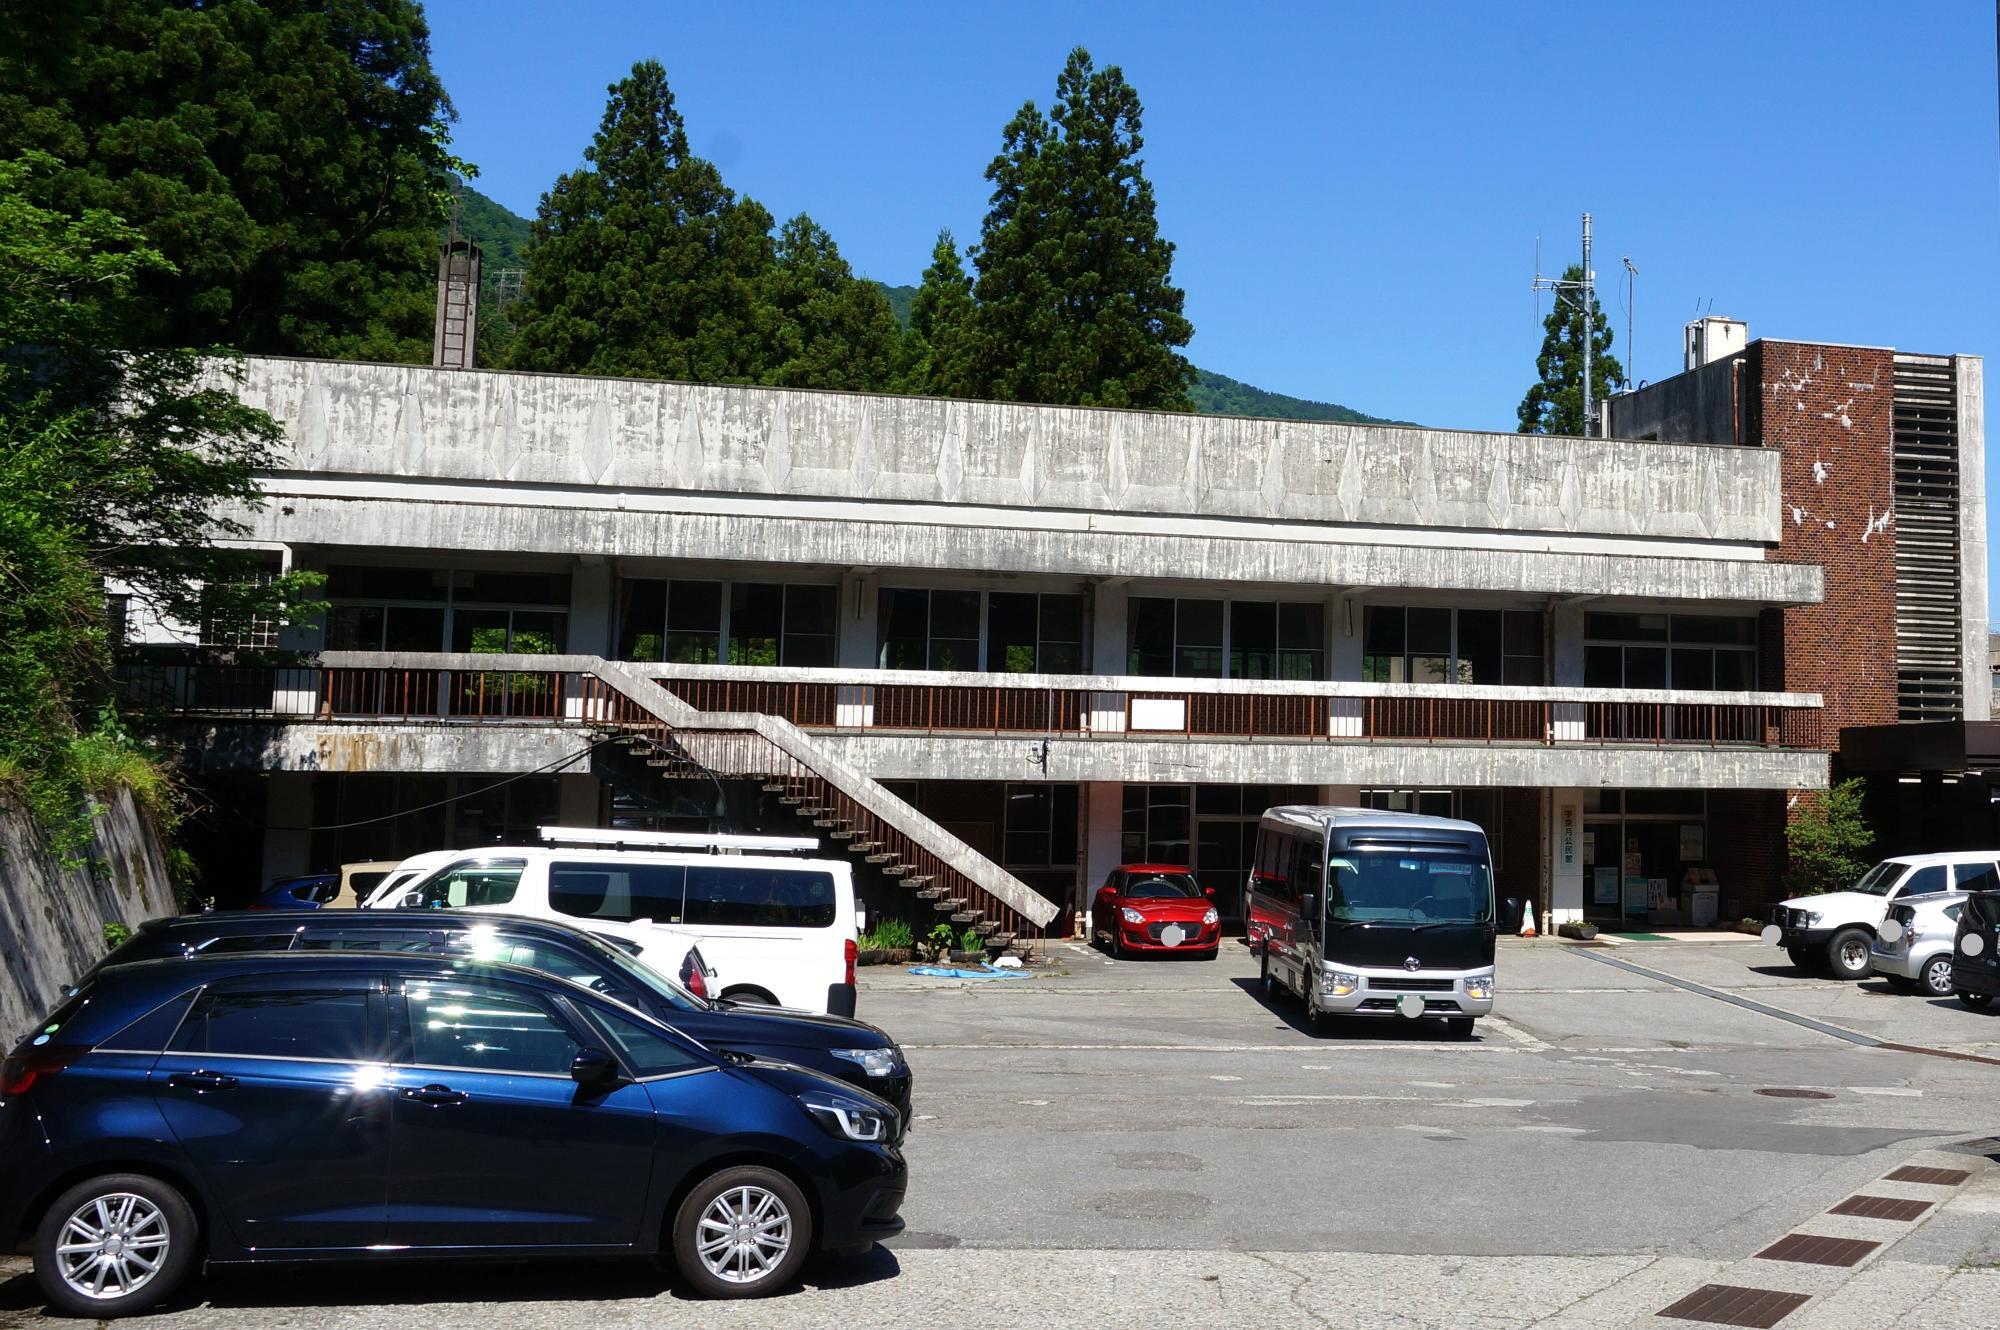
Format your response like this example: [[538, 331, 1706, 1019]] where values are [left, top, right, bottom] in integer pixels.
[[571, 1047, 619, 1085], [1204, 887, 1216, 899], [1100, 887, 1117, 901]]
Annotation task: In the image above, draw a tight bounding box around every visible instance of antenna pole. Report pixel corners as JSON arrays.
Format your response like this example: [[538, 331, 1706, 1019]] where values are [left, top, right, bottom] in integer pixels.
[[1580, 212, 1593, 437]]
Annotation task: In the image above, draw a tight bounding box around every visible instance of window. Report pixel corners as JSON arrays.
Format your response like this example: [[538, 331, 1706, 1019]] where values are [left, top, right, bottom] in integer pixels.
[[878, 588, 980, 670], [325, 564, 568, 655], [1325, 852, 1493, 924], [1123, 785, 1191, 863], [410, 859, 526, 909], [1954, 863, 2000, 894], [295, 929, 440, 954], [986, 593, 1085, 673], [405, 980, 579, 1076], [1003, 784, 1079, 868], [1899, 865, 1950, 897], [1129, 598, 1323, 679], [1362, 789, 1457, 819], [1364, 606, 1545, 684], [103, 995, 197, 1052], [683, 866, 837, 928], [578, 1005, 708, 1078], [170, 988, 374, 1062], [447, 933, 635, 1004], [548, 862, 686, 923], [1585, 613, 1756, 691], [1228, 602, 1325, 680]]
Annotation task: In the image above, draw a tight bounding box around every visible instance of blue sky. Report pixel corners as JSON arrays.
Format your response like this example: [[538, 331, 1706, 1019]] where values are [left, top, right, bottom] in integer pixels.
[[427, 1, 1998, 599]]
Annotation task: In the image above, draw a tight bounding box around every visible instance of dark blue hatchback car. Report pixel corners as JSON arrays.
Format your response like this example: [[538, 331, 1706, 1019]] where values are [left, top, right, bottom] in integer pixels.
[[1, 952, 905, 1317]]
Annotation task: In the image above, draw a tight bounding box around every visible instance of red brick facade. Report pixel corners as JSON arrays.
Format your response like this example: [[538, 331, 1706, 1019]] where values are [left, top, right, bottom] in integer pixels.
[[1753, 341, 1900, 732]]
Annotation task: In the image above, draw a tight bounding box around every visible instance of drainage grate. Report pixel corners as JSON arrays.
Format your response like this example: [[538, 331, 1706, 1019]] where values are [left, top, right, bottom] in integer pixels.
[[1885, 1165, 1970, 1187], [1756, 1233, 1881, 1267], [1656, 1283, 1811, 1327], [1828, 1195, 1933, 1222], [1755, 1088, 1835, 1100]]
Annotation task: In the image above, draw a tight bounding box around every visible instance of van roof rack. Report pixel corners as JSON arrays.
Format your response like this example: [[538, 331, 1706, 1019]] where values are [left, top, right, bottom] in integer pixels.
[[537, 826, 821, 855]]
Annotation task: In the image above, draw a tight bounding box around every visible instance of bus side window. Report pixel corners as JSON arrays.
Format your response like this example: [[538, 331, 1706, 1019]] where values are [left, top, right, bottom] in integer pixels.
[[1292, 840, 1322, 904], [1261, 832, 1294, 904]]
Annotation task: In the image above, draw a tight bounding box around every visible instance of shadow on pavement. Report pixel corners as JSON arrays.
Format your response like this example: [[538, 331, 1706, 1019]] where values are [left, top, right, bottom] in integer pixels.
[[1226, 977, 1484, 1043], [1743, 964, 1820, 980], [0, 1247, 902, 1315]]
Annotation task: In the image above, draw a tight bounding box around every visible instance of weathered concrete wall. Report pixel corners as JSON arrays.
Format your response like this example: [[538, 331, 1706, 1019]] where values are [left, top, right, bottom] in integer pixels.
[[245, 494, 1824, 606], [178, 720, 593, 775], [0, 791, 177, 1039], [812, 733, 1829, 791], [1957, 355, 1990, 721], [230, 357, 1786, 545], [1607, 355, 1746, 446]]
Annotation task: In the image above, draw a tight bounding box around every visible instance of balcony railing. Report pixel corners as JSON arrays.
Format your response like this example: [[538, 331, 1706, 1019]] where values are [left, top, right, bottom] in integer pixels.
[[648, 665, 1829, 751], [115, 660, 1828, 750]]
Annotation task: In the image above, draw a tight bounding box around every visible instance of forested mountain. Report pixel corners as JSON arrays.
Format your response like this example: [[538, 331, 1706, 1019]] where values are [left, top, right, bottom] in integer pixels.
[[874, 283, 1400, 424], [449, 193, 1402, 425]]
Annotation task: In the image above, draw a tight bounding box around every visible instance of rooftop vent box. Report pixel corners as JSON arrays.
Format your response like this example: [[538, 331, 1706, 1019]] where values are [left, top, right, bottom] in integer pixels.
[[1684, 316, 1747, 371]]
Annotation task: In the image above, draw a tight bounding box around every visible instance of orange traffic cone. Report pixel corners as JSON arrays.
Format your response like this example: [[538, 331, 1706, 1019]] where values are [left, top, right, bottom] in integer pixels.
[[1519, 902, 1538, 938]]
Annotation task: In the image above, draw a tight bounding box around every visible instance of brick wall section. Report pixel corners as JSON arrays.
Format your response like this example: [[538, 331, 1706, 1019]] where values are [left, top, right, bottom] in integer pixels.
[[1755, 340, 1900, 731], [1750, 340, 1899, 899]]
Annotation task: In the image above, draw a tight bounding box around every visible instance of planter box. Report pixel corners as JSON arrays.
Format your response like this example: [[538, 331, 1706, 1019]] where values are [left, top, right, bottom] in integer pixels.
[[951, 950, 989, 964]]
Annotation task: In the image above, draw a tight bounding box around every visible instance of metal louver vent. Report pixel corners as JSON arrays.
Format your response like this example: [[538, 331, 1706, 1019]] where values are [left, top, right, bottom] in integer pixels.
[[1891, 356, 1962, 721]]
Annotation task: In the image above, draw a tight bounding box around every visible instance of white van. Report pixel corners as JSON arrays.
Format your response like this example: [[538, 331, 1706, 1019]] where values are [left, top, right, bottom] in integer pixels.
[[372, 827, 863, 1015], [1763, 851, 2000, 980]]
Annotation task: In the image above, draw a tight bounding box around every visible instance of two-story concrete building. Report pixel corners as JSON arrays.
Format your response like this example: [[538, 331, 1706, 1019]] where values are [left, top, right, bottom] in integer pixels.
[[129, 316, 1984, 948]]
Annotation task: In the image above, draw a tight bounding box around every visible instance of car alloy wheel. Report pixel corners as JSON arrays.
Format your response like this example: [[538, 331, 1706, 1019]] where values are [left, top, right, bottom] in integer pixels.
[[33, 1173, 196, 1319], [56, 1193, 170, 1301], [672, 1165, 811, 1299], [1921, 956, 1954, 997], [698, 1185, 792, 1284]]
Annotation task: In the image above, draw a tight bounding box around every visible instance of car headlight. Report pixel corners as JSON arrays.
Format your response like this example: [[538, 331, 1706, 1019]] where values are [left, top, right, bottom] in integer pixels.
[[1321, 969, 1360, 997], [830, 1046, 904, 1078], [1805, 911, 1823, 927], [1463, 975, 1494, 1001], [1120, 907, 1145, 925], [799, 1089, 894, 1142], [1202, 908, 1219, 926]]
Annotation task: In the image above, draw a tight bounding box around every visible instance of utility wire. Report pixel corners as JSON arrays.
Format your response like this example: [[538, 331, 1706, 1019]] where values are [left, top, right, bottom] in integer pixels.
[[260, 734, 625, 833]]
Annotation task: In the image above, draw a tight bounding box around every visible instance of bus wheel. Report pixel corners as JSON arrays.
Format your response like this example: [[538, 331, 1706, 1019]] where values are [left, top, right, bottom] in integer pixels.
[[1305, 998, 1330, 1035], [1445, 1017, 1476, 1040]]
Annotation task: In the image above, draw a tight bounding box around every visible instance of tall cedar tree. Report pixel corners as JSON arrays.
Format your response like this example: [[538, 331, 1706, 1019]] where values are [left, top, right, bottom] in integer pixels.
[[897, 230, 977, 396], [508, 61, 777, 382], [969, 47, 1194, 411], [1516, 264, 1626, 435], [0, 0, 458, 361], [1, 152, 319, 833], [762, 215, 902, 391]]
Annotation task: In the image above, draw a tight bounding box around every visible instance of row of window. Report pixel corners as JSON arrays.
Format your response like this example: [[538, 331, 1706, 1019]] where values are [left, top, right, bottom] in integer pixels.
[[413, 859, 837, 929], [137, 978, 695, 1081], [314, 565, 1762, 694]]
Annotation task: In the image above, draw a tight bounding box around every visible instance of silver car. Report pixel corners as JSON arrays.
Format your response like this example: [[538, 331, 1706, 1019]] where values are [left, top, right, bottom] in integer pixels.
[[1871, 891, 1969, 997]]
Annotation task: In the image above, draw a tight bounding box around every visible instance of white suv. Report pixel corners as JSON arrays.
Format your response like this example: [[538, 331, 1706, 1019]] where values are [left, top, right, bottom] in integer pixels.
[[1764, 852, 2000, 980], [373, 827, 864, 1015], [1871, 892, 1970, 997]]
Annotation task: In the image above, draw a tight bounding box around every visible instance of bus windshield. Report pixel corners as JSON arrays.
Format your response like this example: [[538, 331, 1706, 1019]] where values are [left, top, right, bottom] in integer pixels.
[[1326, 851, 1493, 925]]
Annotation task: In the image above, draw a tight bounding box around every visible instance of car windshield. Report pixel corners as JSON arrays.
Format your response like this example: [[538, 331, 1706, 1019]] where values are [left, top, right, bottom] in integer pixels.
[[1122, 873, 1200, 900], [1849, 862, 1900, 897], [1327, 851, 1494, 925]]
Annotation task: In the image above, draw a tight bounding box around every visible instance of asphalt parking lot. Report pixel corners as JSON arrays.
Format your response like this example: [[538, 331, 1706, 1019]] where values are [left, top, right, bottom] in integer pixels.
[[4, 934, 1998, 1329]]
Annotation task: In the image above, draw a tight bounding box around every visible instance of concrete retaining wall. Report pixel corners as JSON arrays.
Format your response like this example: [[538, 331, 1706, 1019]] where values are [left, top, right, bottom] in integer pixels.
[[0, 790, 178, 1039]]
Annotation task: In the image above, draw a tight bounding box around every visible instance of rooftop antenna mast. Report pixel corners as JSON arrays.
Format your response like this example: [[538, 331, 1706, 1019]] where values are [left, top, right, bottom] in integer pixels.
[[1532, 212, 1598, 435], [1620, 256, 1639, 389]]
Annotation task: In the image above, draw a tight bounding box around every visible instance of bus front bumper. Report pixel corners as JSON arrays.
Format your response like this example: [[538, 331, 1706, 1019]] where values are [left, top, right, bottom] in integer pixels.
[[1316, 967, 1496, 1019]]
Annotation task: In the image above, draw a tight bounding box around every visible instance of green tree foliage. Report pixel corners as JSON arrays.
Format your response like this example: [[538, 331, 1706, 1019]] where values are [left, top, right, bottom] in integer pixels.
[[508, 60, 778, 383], [1785, 779, 1875, 896], [1516, 265, 1626, 435], [967, 47, 1194, 411], [0, 0, 460, 362], [896, 231, 977, 396], [761, 214, 901, 391], [0, 152, 318, 849]]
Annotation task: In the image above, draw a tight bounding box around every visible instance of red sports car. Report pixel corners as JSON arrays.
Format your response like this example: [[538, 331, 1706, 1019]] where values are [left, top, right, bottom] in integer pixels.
[[1092, 864, 1221, 959]]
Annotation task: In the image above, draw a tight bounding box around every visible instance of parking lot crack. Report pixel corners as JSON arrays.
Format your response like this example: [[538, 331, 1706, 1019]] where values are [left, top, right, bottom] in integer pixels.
[[1241, 1251, 1337, 1330]]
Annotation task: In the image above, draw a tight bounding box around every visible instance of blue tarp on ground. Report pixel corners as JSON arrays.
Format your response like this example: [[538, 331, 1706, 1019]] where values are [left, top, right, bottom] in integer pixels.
[[905, 964, 1033, 980]]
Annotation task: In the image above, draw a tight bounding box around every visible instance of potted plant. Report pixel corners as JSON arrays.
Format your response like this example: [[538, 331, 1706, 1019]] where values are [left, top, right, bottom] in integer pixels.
[[952, 925, 989, 964], [926, 922, 957, 964], [857, 917, 913, 965]]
